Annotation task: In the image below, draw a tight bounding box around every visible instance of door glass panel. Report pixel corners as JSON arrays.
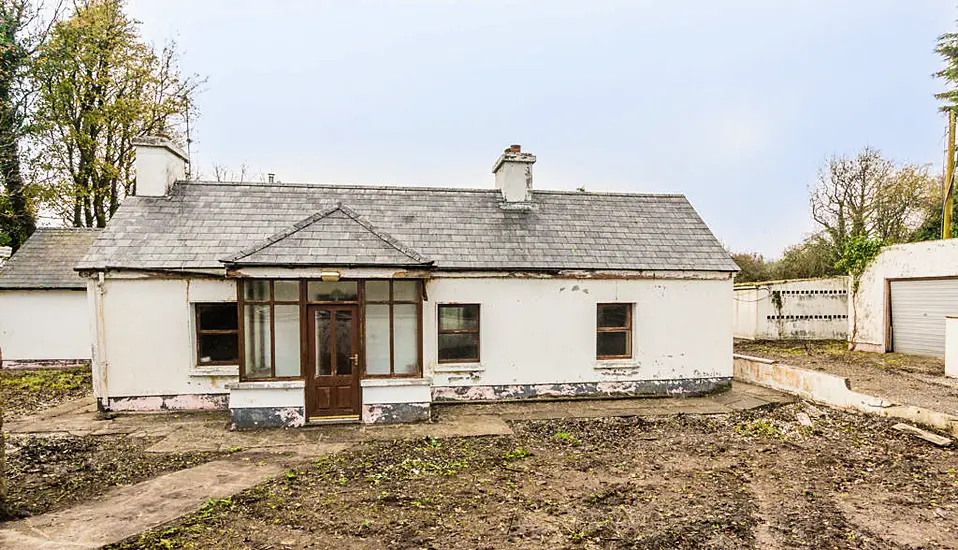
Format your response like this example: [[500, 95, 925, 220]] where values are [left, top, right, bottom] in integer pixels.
[[394, 304, 419, 375], [274, 280, 300, 302], [393, 280, 418, 301], [365, 304, 390, 375], [274, 305, 300, 377], [335, 310, 353, 375], [315, 310, 332, 376], [365, 280, 390, 301], [243, 304, 271, 377], [307, 281, 358, 302], [243, 280, 270, 301]]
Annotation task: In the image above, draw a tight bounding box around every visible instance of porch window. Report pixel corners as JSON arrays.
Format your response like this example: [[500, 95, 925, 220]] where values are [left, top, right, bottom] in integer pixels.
[[240, 280, 302, 379], [195, 303, 239, 365], [596, 303, 632, 359], [438, 304, 480, 362], [363, 280, 422, 377]]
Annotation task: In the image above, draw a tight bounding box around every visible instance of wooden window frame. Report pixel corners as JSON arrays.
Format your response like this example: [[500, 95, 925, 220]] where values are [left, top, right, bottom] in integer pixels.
[[437, 303, 481, 364], [596, 303, 633, 360], [361, 280, 423, 378], [238, 279, 305, 381], [194, 303, 239, 366]]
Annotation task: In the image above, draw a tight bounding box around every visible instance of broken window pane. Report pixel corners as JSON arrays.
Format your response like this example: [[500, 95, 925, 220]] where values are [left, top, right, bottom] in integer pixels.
[[244, 304, 272, 377], [597, 331, 629, 358]]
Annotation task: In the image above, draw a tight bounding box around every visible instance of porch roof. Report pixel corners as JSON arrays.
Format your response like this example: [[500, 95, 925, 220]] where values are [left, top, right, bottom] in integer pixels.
[[77, 181, 738, 273]]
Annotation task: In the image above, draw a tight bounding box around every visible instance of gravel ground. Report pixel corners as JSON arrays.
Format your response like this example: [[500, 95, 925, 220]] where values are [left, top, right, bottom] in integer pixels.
[[109, 402, 958, 550], [735, 340, 958, 416]]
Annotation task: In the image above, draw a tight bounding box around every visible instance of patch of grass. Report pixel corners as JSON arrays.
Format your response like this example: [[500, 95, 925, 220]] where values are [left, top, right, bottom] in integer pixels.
[[553, 431, 581, 446], [733, 418, 783, 439], [503, 448, 532, 460], [3, 368, 89, 391]]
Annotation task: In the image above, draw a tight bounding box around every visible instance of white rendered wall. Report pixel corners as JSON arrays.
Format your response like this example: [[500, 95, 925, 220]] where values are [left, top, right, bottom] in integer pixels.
[[0, 290, 91, 360], [95, 277, 238, 399], [423, 276, 732, 387], [733, 278, 848, 340], [851, 240, 958, 352]]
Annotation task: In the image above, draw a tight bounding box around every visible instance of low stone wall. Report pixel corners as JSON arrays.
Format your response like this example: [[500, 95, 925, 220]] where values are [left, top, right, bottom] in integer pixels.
[[733, 354, 958, 437]]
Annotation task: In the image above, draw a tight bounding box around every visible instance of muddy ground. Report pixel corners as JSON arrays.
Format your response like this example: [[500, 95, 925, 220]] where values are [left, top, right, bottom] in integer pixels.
[[1, 366, 92, 421], [1, 369, 226, 520], [4, 434, 225, 518], [110, 402, 957, 550], [735, 340, 958, 416]]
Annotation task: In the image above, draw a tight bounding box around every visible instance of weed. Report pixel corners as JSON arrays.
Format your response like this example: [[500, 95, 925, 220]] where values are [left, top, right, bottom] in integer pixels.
[[554, 431, 581, 446], [503, 448, 531, 460], [733, 419, 783, 439]]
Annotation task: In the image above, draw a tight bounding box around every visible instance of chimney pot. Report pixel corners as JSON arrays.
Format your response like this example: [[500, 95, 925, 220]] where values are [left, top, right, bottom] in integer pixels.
[[268, 173, 275, 183], [508, 144, 521, 153]]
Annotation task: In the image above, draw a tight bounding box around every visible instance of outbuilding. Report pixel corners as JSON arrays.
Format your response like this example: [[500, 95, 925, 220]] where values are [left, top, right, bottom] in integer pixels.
[[78, 138, 739, 428], [0, 228, 99, 365], [850, 239, 958, 357]]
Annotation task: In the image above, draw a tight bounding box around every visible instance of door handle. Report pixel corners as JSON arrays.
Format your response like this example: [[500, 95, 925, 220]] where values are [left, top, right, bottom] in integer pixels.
[[352, 354, 359, 367]]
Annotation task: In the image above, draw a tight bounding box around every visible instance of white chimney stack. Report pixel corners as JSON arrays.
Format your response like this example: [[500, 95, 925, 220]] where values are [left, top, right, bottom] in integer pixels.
[[133, 136, 188, 197], [492, 144, 536, 203]]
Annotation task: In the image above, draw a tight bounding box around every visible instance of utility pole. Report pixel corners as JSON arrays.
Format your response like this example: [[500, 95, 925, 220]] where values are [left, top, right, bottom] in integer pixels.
[[944, 108, 956, 239]]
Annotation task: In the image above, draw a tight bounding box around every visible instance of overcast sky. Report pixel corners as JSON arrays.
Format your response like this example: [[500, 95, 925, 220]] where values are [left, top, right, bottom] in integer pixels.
[[126, 0, 954, 258]]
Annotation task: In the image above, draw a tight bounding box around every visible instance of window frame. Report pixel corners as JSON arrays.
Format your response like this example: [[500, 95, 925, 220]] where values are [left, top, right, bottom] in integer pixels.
[[596, 303, 633, 360], [362, 280, 424, 378], [238, 279, 306, 381], [194, 302, 240, 367], [437, 303, 481, 364]]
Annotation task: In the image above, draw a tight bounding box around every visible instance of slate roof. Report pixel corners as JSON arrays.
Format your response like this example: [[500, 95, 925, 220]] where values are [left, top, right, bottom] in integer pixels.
[[224, 203, 430, 267], [0, 228, 101, 289], [78, 181, 738, 272]]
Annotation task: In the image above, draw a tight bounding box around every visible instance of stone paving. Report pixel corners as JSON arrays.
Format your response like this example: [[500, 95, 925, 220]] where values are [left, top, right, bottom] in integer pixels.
[[0, 383, 791, 549]]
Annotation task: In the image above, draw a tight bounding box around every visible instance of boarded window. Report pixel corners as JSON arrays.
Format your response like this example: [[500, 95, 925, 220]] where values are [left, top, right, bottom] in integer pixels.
[[195, 303, 239, 365], [438, 304, 480, 362], [596, 303, 632, 359]]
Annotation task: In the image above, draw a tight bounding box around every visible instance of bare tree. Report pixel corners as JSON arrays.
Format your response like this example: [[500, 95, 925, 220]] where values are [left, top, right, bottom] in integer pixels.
[[810, 147, 933, 256], [211, 162, 252, 183]]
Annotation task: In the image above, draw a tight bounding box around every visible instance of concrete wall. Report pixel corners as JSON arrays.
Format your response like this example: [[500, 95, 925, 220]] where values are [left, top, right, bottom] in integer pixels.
[[423, 276, 733, 392], [733, 278, 848, 340], [0, 289, 91, 361], [93, 276, 238, 408], [851, 239, 958, 353]]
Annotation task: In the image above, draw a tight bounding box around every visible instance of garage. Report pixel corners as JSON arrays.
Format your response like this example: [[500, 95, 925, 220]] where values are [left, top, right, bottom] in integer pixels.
[[889, 278, 958, 357]]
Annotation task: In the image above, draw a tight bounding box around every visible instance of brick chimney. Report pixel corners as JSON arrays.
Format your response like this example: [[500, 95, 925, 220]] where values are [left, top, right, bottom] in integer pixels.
[[492, 144, 536, 203], [132, 136, 188, 197]]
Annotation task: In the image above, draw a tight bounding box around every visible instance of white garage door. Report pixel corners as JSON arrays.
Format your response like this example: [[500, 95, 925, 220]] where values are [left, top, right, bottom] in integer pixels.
[[890, 278, 958, 357]]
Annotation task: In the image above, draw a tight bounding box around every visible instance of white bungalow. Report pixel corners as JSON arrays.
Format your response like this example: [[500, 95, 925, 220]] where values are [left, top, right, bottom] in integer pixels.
[[77, 138, 738, 428]]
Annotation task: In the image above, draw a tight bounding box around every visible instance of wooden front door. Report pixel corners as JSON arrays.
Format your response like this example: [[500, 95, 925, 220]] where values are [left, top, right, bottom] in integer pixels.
[[306, 304, 360, 419]]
